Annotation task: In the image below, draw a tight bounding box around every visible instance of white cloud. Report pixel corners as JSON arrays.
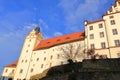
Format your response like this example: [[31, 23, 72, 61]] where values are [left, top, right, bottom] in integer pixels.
[[54, 32, 63, 37], [39, 19, 49, 29], [59, 0, 108, 31]]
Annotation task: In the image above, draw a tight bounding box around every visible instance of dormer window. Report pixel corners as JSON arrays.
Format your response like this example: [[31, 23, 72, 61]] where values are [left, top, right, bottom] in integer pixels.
[[47, 42, 50, 44], [57, 39, 60, 41], [66, 37, 70, 39]]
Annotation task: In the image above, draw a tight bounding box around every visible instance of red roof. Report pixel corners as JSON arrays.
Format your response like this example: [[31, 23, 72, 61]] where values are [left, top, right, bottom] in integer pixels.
[[34, 31, 85, 50], [5, 61, 18, 68]]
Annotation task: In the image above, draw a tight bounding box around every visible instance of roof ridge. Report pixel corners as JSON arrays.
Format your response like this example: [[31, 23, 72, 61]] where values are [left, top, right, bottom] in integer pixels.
[[34, 31, 85, 50], [43, 31, 85, 41]]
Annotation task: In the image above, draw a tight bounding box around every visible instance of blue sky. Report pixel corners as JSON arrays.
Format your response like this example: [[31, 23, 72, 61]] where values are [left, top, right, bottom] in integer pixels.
[[0, 0, 115, 74]]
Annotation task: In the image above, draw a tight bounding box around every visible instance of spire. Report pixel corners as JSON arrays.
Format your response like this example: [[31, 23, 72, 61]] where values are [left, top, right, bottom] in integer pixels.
[[34, 26, 40, 34]]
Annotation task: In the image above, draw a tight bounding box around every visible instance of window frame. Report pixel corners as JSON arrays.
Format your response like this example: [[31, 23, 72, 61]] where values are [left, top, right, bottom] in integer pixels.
[[110, 20, 115, 25], [114, 40, 120, 47], [89, 26, 93, 30], [99, 23, 103, 28], [112, 29, 118, 35], [90, 34, 94, 39], [30, 68, 33, 73], [5, 69, 8, 73], [100, 32, 104, 38], [20, 69, 23, 74], [101, 42, 106, 48], [90, 44, 95, 49]]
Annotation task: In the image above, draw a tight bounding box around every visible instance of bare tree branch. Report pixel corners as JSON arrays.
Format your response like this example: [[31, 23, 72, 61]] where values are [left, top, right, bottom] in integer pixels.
[[58, 43, 84, 63]]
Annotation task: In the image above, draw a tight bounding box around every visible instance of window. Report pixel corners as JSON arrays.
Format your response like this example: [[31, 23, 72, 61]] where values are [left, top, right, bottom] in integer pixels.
[[30, 68, 33, 72], [49, 63, 52, 67], [61, 61, 63, 65], [114, 40, 120, 46], [50, 55, 53, 59], [44, 57, 46, 61], [20, 69, 23, 73], [112, 29, 118, 35], [57, 54, 60, 59], [26, 50, 28, 53], [29, 39, 31, 42], [33, 64, 35, 67], [100, 32, 104, 38], [110, 20, 115, 25], [22, 60, 24, 63], [37, 58, 39, 61], [28, 44, 30, 47], [89, 26, 93, 30], [101, 42, 106, 48], [5, 69, 8, 73], [99, 23, 103, 28], [90, 44, 95, 49], [117, 53, 120, 58], [25, 60, 27, 63], [90, 34, 94, 39], [30, 59, 33, 62], [100, 55, 107, 59], [12, 69, 14, 73], [41, 64, 43, 68]]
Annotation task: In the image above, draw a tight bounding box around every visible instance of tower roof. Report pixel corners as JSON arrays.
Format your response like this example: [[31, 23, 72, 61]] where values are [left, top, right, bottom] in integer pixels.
[[34, 31, 85, 50]]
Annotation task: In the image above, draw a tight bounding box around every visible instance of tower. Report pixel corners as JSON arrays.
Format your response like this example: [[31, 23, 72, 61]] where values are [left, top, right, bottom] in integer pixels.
[[85, 0, 120, 58], [14, 27, 42, 80]]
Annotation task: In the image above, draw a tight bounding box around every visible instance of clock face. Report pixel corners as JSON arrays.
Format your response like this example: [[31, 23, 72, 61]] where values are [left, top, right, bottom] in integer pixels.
[[35, 27, 40, 34]]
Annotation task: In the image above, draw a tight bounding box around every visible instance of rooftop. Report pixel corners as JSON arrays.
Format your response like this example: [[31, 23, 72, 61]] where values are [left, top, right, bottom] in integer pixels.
[[5, 61, 18, 68], [34, 31, 85, 50]]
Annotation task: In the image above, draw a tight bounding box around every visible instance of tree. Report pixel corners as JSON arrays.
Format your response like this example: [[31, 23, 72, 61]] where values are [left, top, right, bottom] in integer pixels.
[[85, 49, 107, 59], [59, 43, 84, 63]]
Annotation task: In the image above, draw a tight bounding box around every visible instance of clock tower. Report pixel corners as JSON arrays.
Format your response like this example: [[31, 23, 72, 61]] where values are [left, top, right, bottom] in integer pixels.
[[14, 27, 42, 80]]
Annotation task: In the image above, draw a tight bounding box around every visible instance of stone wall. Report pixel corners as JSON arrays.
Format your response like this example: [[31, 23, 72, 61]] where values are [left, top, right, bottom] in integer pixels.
[[32, 58, 120, 80]]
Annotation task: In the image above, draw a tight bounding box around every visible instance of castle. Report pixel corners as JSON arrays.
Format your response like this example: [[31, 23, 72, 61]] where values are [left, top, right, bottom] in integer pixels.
[[1, 0, 120, 80]]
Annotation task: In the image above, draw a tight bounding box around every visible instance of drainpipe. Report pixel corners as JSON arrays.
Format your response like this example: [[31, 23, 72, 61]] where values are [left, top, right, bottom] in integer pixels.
[[103, 20, 111, 58]]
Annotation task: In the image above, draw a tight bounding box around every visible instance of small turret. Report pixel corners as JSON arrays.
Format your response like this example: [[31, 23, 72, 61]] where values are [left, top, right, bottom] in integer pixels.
[[84, 20, 88, 26], [34, 26, 40, 34]]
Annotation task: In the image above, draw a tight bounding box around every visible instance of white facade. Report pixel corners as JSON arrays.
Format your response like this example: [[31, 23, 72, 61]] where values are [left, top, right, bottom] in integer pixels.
[[2, 0, 120, 80], [12, 30, 84, 80], [85, 0, 120, 58], [2, 67, 16, 78]]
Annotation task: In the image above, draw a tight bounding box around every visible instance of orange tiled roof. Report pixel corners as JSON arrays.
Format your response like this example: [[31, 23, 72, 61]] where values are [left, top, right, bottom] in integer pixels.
[[5, 61, 18, 68], [34, 31, 85, 50]]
